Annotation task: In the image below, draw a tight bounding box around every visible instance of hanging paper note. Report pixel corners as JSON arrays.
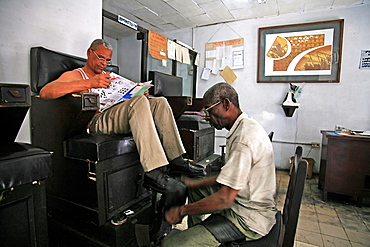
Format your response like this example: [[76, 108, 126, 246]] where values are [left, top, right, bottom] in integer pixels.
[[168, 40, 176, 60], [194, 53, 200, 66], [201, 68, 211, 80], [182, 47, 190, 64], [175, 43, 182, 62], [220, 65, 237, 84]]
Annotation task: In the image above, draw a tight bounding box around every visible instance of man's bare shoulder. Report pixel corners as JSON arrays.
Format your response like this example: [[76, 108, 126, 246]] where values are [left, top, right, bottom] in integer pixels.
[[56, 69, 83, 82]]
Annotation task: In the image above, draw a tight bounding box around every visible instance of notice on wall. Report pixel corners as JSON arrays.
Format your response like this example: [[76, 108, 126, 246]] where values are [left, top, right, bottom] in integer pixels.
[[167, 40, 176, 60], [205, 38, 244, 72], [182, 46, 190, 64], [359, 50, 370, 69], [201, 68, 211, 80], [175, 43, 182, 62], [194, 53, 200, 66], [148, 30, 168, 60]]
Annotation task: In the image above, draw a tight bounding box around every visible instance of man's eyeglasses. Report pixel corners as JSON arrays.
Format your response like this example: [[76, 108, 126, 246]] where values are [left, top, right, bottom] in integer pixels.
[[203, 101, 222, 117], [92, 50, 112, 65]]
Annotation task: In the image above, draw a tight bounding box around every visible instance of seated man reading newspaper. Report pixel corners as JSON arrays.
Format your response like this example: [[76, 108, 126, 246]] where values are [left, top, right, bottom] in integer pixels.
[[40, 39, 205, 204]]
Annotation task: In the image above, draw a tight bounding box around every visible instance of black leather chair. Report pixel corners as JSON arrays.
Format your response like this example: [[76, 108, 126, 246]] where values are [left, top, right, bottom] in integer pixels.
[[222, 146, 308, 247], [29, 46, 213, 246], [30, 47, 160, 246], [0, 83, 53, 247]]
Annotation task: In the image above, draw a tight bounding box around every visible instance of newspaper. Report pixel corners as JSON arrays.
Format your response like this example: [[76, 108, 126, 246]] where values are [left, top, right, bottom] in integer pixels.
[[91, 72, 153, 111]]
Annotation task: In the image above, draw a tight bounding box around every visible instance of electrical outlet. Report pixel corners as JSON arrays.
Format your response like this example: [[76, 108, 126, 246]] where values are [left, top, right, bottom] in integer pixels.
[[311, 142, 320, 148]]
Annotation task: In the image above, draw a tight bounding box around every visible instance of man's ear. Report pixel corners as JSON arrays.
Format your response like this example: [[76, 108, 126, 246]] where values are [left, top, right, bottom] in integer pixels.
[[223, 98, 231, 111]]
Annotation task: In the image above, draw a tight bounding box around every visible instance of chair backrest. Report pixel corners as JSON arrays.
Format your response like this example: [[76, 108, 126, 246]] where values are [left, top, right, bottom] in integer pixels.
[[281, 147, 307, 247], [148, 71, 183, 96], [30, 46, 119, 94], [293, 146, 302, 173]]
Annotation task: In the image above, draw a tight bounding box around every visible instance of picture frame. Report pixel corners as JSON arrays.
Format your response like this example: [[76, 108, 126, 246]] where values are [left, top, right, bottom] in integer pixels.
[[257, 19, 344, 83]]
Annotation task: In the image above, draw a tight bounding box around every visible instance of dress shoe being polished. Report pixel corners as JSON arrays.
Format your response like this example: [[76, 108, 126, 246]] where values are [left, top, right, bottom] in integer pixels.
[[144, 168, 171, 193], [163, 178, 187, 210], [144, 168, 187, 209], [169, 159, 206, 178]]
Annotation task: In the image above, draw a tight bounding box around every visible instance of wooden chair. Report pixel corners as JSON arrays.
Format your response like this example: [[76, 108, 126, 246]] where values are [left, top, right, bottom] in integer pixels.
[[223, 146, 308, 247]]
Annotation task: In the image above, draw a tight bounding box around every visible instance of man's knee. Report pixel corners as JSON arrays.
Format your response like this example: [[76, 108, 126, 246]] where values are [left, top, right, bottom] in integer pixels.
[[150, 96, 168, 105], [128, 95, 150, 109]]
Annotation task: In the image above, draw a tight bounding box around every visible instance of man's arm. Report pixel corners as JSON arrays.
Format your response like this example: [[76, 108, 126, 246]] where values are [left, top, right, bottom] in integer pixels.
[[165, 183, 239, 224], [39, 70, 111, 99], [182, 175, 218, 189]]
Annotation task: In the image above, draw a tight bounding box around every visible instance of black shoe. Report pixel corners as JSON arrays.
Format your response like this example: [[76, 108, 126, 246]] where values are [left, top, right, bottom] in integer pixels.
[[144, 168, 170, 194], [143, 168, 187, 209], [163, 178, 187, 210], [169, 160, 206, 178]]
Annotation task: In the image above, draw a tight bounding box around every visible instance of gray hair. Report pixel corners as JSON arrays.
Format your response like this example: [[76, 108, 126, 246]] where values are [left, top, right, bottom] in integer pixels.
[[203, 82, 240, 108], [89, 39, 113, 51]]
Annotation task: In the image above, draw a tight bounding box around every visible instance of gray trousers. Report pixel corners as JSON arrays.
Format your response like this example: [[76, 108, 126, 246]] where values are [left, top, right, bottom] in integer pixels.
[[89, 95, 185, 172], [162, 185, 262, 247]]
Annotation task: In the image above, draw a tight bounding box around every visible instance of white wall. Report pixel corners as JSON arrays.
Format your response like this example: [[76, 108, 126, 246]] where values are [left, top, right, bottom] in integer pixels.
[[0, 0, 103, 143], [165, 4, 370, 172], [2, 1, 369, 172]]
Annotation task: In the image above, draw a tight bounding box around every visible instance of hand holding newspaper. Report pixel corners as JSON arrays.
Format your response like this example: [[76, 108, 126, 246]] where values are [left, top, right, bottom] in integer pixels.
[[91, 72, 153, 111]]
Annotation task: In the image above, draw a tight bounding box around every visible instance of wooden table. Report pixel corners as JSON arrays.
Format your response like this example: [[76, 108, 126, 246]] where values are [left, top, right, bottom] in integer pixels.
[[319, 130, 370, 206]]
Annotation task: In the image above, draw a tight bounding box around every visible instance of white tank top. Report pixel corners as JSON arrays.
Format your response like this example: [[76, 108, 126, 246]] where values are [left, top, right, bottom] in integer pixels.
[[75, 68, 106, 93]]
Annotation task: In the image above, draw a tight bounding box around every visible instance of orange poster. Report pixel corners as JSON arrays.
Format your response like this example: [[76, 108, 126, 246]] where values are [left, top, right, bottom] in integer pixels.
[[148, 30, 168, 60]]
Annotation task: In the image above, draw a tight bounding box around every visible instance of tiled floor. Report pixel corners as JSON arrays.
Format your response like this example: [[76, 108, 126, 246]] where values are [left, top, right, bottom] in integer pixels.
[[275, 170, 370, 247]]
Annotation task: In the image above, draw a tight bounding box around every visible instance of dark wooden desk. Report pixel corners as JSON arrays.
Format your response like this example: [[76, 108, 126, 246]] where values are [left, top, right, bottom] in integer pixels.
[[319, 130, 370, 206]]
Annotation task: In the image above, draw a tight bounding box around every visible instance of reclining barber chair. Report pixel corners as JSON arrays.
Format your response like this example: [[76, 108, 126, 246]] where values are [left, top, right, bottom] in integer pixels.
[[0, 83, 53, 246], [30, 47, 169, 246]]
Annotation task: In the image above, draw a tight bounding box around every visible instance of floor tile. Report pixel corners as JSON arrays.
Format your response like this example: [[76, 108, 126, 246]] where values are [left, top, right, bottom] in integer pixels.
[[344, 228, 370, 245], [351, 242, 370, 247], [298, 218, 321, 233], [315, 204, 337, 217], [318, 223, 346, 239], [321, 235, 351, 247], [299, 210, 318, 222], [296, 229, 324, 247], [301, 203, 316, 214], [336, 206, 361, 221], [340, 218, 369, 233], [317, 213, 341, 226], [296, 241, 320, 247]]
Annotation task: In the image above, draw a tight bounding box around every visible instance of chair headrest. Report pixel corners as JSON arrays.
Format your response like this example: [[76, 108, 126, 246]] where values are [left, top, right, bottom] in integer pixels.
[[30, 46, 119, 93], [148, 71, 182, 97]]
